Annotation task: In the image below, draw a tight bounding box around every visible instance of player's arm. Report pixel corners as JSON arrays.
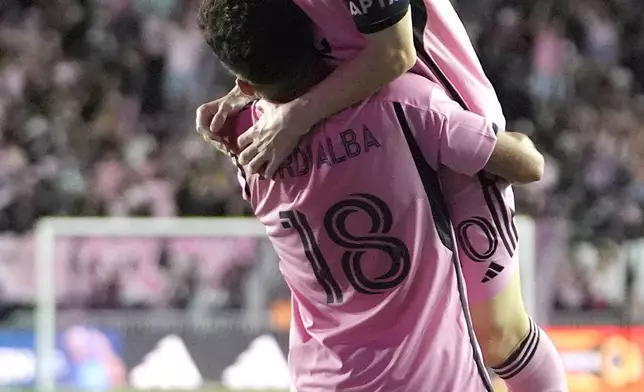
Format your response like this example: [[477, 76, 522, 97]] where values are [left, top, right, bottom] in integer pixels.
[[296, 1, 416, 122], [427, 87, 544, 184], [234, 2, 415, 176], [486, 132, 544, 184]]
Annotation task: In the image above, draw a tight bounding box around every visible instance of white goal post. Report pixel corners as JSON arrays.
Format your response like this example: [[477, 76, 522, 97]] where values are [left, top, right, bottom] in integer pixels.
[[33, 216, 536, 392]]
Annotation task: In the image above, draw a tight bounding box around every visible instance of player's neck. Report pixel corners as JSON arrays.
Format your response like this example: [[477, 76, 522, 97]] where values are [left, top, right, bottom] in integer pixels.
[[261, 60, 332, 103]]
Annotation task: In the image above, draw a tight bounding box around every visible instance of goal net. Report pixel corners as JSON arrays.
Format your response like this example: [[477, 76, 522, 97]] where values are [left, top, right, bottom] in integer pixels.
[[31, 216, 536, 392]]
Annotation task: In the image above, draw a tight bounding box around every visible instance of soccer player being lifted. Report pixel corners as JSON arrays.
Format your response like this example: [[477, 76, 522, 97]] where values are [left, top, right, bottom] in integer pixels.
[[196, 0, 567, 391], [197, 0, 546, 390]]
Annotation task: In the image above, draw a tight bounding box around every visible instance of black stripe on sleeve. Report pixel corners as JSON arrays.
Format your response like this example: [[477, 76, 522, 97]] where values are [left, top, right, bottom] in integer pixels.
[[393, 101, 494, 392], [393, 102, 454, 252]]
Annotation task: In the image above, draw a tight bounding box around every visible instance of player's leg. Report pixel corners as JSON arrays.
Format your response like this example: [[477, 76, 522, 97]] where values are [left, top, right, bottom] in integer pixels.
[[468, 270, 531, 366], [456, 199, 568, 391], [454, 204, 537, 370], [442, 173, 566, 391], [469, 271, 567, 392]]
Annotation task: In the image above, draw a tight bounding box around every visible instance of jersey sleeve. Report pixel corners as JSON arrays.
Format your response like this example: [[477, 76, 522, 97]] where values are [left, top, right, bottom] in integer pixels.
[[417, 87, 498, 176], [347, 0, 409, 34]]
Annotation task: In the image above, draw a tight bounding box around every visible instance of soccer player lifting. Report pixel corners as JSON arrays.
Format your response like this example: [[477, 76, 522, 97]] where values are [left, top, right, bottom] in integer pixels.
[[196, 0, 563, 391]]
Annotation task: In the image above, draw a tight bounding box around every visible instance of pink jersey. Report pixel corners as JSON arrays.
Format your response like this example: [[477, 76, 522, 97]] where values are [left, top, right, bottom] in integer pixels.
[[293, 0, 519, 302], [231, 74, 495, 391]]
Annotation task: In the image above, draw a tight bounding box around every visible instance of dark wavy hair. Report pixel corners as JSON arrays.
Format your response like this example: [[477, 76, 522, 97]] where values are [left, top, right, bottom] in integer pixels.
[[197, 0, 319, 88]]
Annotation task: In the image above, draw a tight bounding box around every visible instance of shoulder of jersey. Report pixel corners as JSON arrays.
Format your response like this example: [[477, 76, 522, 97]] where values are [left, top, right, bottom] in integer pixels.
[[371, 74, 437, 109]]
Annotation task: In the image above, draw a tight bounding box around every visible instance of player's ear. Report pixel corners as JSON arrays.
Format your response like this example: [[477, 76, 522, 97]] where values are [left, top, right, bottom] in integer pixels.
[[236, 79, 257, 98]]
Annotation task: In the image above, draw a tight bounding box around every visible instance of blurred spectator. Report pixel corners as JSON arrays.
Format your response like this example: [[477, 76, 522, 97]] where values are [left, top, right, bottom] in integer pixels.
[[0, 0, 237, 230]]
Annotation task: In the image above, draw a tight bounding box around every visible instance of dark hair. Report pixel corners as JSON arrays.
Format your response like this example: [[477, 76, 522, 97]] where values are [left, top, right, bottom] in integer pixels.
[[197, 0, 319, 86]]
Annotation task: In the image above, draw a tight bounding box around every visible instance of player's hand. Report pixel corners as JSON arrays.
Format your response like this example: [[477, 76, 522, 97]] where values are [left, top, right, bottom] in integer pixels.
[[195, 84, 252, 152], [237, 100, 312, 178], [205, 137, 233, 155]]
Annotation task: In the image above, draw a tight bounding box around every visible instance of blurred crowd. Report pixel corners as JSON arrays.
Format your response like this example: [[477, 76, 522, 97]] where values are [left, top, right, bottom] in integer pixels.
[[458, 0, 644, 242], [0, 0, 643, 314], [457, 0, 644, 315], [0, 0, 642, 238], [0, 0, 245, 236]]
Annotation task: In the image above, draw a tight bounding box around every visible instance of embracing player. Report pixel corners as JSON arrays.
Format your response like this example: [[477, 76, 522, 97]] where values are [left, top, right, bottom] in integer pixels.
[[197, 1, 567, 391], [197, 0, 547, 390]]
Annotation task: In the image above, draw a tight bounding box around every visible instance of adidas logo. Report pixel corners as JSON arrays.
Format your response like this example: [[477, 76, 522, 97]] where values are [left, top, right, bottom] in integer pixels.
[[222, 334, 291, 390], [129, 335, 203, 390], [482, 262, 505, 283]]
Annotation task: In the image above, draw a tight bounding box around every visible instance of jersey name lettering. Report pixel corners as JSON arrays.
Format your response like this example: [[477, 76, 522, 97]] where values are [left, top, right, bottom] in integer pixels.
[[348, 0, 400, 16], [275, 126, 381, 179]]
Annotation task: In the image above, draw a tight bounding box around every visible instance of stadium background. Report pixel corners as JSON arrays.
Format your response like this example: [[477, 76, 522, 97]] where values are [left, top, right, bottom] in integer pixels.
[[0, 0, 643, 391]]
